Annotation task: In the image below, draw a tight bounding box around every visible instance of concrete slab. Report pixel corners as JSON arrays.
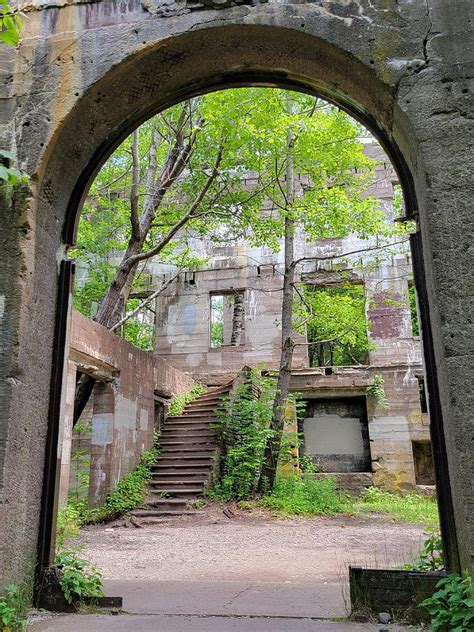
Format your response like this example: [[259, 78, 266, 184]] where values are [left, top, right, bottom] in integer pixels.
[[104, 579, 346, 618], [28, 613, 416, 632]]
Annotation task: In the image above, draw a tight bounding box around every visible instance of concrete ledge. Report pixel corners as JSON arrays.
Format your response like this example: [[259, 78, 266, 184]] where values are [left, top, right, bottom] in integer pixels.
[[349, 566, 445, 624]]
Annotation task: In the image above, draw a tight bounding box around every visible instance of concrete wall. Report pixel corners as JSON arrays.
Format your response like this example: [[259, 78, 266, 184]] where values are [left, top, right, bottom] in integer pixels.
[[0, 0, 472, 587], [59, 310, 194, 507], [291, 364, 430, 491], [303, 398, 371, 473]]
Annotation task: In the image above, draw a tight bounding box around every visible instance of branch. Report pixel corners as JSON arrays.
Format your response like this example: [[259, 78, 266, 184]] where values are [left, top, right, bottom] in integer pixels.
[[126, 144, 224, 266], [110, 274, 178, 332], [291, 239, 410, 269]]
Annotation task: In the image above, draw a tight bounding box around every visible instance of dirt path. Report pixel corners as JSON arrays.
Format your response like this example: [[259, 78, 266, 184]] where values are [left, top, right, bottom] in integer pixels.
[[79, 505, 425, 585], [29, 507, 427, 629]]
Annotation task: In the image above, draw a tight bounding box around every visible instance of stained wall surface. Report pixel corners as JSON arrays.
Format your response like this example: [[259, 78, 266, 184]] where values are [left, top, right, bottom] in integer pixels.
[[0, 0, 472, 588]]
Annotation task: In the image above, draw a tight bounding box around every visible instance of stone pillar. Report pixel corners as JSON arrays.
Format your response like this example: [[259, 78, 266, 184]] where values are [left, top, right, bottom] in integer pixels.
[[88, 382, 115, 508], [57, 360, 77, 508]]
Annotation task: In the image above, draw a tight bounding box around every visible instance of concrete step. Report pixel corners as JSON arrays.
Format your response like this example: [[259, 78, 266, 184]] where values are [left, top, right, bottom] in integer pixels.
[[149, 487, 203, 498], [153, 459, 213, 467], [159, 439, 215, 447], [162, 431, 216, 439], [150, 480, 206, 489], [157, 453, 214, 460], [168, 413, 218, 420], [164, 421, 215, 429], [159, 447, 215, 456], [152, 465, 212, 475], [131, 508, 201, 517], [186, 400, 224, 408], [162, 430, 215, 438], [149, 476, 209, 485]]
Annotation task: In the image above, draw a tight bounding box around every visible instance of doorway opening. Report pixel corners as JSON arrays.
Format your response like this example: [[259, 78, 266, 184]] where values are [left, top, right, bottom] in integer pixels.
[[38, 81, 450, 626]]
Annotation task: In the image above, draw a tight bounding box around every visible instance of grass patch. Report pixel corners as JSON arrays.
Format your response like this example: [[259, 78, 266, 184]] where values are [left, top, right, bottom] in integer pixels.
[[169, 383, 204, 416], [57, 443, 160, 545], [353, 486, 439, 524], [259, 475, 348, 516], [251, 475, 439, 525]]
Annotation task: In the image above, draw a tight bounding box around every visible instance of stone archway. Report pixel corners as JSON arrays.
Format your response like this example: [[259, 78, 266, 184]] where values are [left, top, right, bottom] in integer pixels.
[[0, 1, 472, 591]]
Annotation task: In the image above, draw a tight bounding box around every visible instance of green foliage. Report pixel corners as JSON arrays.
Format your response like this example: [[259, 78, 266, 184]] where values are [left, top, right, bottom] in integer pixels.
[[86, 444, 159, 522], [0, 150, 28, 186], [0, 584, 28, 632], [408, 284, 420, 336], [353, 486, 439, 524], [0, 5, 21, 47], [367, 374, 389, 410], [54, 551, 104, 606], [58, 443, 160, 536], [169, 383, 204, 416], [421, 572, 474, 632], [73, 88, 399, 347], [260, 475, 349, 515], [296, 284, 371, 366], [402, 526, 444, 571], [211, 373, 276, 499], [56, 504, 82, 551]]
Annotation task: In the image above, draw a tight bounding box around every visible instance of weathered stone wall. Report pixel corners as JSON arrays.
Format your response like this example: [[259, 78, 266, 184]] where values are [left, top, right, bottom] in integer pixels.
[[60, 310, 194, 507], [0, 0, 472, 588], [291, 363, 429, 491]]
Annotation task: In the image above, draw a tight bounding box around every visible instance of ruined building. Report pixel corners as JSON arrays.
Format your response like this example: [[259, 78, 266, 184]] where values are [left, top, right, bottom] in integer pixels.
[[1, 0, 472, 592], [150, 144, 433, 493]]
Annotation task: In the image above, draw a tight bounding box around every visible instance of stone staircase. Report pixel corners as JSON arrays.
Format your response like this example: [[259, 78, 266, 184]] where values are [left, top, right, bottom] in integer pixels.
[[130, 383, 231, 524]]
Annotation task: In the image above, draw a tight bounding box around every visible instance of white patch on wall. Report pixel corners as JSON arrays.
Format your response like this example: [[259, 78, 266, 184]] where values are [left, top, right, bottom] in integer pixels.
[[304, 414, 365, 457], [139, 408, 149, 431], [0, 295, 4, 320], [115, 394, 137, 430], [91, 414, 113, 445]]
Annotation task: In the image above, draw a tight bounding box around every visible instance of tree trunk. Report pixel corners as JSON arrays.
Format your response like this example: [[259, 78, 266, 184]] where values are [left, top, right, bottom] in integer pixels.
[[230, 293, 244, 346], [259, 96, 296, 491]]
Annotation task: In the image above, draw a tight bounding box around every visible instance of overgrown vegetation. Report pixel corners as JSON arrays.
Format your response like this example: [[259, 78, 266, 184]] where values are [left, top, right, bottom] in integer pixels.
[[366, 374, 389, 410], [54, 551, 104, 606], [0, 583, 29, 632], [210, 373, 276, 499], [298, 283, 372, 367], [353, 486, 439, 524], [169, 383, 204, 416], [402, 526, 444, 571], [421, 572, 474, 631], [260, 475, 348, 515], [57, 441, 160, 541]]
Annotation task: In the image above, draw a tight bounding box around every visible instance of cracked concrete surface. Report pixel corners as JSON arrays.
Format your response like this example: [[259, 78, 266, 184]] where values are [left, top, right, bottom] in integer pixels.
[[28, 509, 425, 630]]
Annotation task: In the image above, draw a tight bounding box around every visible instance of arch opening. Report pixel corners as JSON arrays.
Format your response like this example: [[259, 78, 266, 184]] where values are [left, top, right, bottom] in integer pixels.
[[31, 23, 462, 614]]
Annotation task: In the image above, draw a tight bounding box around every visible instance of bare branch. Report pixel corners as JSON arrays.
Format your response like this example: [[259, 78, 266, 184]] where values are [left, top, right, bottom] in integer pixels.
[[291, 239, 410, 269], [110, 274, 178, 332], [126, 144, 224, 266]]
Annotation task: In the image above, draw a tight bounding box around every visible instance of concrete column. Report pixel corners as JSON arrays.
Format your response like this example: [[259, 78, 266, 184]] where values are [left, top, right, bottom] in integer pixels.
[[89, 382, 115, 508], [57, 360, 77, 508]]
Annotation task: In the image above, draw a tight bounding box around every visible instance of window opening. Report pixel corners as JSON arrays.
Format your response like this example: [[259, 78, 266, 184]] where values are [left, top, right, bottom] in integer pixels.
[[302, 283, 369, 367], [412, 441, 435, 485], [210, 291, 245, 348]]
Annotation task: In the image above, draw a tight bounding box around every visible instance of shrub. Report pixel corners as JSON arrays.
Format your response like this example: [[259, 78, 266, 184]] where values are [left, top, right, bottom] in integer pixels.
[[402, 526, 444, 571], [210, 373, 275, 500], [169, 383, 204, 416], [261, 475, 349, 515], [421, 572, 474, 631], [86, 444, 159, 522], [354, 486, 439, 524], [56, 504, 82, 550], [54, 551, 104, 605], [0, 584, 28, 632]]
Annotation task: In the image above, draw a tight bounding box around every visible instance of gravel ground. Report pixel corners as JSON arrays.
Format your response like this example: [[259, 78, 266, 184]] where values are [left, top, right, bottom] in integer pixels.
[[78, 504, 426, 584]]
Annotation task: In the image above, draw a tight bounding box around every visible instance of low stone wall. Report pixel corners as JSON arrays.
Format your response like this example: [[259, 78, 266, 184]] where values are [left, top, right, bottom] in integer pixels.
[[349, 566, 444, 624], [59, 311, 195, 508]]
